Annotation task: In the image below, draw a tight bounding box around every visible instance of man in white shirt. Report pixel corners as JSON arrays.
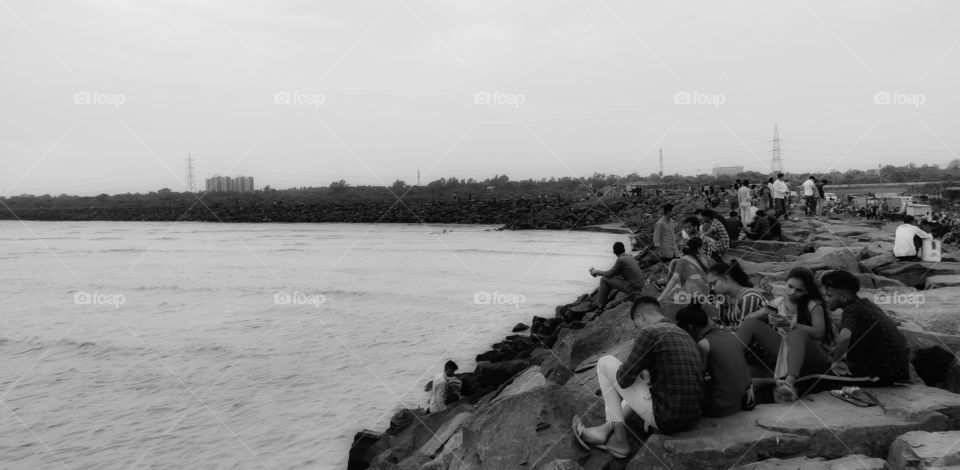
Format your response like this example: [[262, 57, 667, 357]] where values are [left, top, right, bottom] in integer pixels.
[[772, 173, 788, 218], [428, 361, 460, 413], [801, 176, 817, 216], [737, 180, 752, 222], [894, 215, 932, 261]]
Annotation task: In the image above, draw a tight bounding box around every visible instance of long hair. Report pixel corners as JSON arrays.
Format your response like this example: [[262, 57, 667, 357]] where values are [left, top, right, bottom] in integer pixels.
[[683, 237, 708, 271], [787, 267, 833, 344], [707, 259, 753, 288]]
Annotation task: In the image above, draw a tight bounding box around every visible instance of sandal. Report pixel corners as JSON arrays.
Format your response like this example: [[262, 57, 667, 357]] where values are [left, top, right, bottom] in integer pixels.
[[773, 378, 797, 402], [571, 415, 591, 451]]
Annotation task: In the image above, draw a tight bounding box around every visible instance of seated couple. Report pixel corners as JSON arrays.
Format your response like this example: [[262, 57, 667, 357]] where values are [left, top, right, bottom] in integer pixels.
[[736, 267, 910, 401], [572, 297, 752, 459]]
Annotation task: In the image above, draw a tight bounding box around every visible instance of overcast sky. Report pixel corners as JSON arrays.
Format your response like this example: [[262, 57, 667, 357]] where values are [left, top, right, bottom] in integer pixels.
[[2, 0, 958, 196]]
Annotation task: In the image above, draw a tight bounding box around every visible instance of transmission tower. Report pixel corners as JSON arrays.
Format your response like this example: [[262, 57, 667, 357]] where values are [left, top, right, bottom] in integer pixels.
[[772, 125, 783, 174], [658, 149, 663, 178], [185, 153, 196, 192]]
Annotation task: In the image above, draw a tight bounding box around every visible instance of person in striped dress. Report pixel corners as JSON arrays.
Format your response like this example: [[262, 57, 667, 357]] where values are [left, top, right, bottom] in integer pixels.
[[706, 260, 766, 329]]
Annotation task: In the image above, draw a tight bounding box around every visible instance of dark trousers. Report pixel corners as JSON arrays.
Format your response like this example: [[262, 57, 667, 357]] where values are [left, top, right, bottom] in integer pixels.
[[774, 198, 786, 217]]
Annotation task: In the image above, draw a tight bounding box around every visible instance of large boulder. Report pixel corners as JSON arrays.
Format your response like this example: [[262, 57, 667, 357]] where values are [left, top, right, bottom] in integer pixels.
[[877, 262, 960, 289], [623, 385, 960, 469], [925, 274, 960, 289], [861, 252, 897, 271], [886, 430, 960, 469], [447, 381, 599, 470], [883, 287, 960, 335], [794, 247, 862, 273]]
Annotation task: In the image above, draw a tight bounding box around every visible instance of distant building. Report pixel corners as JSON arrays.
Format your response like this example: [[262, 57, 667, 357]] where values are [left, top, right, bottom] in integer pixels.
[[205, 175, 255, 193], [712, 166, 744, 177]]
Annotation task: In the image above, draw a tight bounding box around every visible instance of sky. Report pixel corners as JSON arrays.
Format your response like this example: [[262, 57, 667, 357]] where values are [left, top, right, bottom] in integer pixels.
[[1, 0, 959, 196]]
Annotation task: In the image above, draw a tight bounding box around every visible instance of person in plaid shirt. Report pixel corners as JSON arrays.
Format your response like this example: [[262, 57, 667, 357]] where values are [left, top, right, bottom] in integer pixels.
[[573, 297, 704, 459], [701, 210, 730, 253]]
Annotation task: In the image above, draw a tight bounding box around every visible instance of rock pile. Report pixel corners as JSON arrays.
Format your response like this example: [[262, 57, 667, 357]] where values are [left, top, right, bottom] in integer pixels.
[[350, 211, 960, 470]]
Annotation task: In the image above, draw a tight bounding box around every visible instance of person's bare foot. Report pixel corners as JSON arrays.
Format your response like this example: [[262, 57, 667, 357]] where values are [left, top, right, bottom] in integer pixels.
[[579, 422, 612, 445]]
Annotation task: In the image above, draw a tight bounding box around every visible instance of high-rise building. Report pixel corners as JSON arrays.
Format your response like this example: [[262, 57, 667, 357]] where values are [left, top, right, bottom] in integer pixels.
[[712, 166, 743, 177], [205, 175, 255, 192]]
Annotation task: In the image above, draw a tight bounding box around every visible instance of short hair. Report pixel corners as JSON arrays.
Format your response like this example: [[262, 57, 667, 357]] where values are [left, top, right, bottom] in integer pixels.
[[630, 296, 661, 320], [675, 303, 709, 331], [701, 209, 717, 220], [683, 215, 701, 227], [444, 360, 459, 372], [903, 215, 915, 224], [662, 203, 674, 214], [777, 173, 784, 178], [809, 175, 815, 179], [767, 177, 774, 183], [742, 179, 750, 185], [729, 211, 738, 217], [820, 270, 860, 293], [613, 241, 625, 255], [821, 179, 828, 184]]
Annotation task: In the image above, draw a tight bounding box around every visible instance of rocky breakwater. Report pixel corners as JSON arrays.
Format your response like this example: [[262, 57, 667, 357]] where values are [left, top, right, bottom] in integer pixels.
[[349, 214, 960, 470]]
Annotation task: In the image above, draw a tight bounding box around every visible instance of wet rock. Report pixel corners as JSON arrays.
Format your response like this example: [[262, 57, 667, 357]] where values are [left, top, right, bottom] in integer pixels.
[[474, 360, 531, 388], [512, 323, 529, 333], [886, 430, 960, 469]]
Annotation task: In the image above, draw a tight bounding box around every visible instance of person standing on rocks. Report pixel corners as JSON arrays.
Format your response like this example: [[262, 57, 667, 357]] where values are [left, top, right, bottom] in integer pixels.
[[589, 242, 645, 314], [893, 215, 933, 261], [738, 180, 753, 223], [802, 176, 817, 216], [736, 267, 833, 402], [572, 296, 704, 459], [652, 203, 680, 261], [773, 173, 789, 218], [821, 270, 911, 386], [675, 303, 755, 416]]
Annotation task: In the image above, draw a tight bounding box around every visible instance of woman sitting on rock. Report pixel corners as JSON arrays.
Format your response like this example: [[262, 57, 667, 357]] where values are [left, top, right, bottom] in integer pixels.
[[658, 237, 713, 303], [706, 260, 766, 328], [736, 266, 834, 402]]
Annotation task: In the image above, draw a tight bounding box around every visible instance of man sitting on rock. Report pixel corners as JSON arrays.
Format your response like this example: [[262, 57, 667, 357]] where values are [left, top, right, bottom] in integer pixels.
[[427, 361, 461, 414], [701, 210, 730, 254], [589, 242, 645, 314], [821, 270, 911, 386], [676, 303, 755, 416], [573, 296, 704, 459], [893, 215, 933, 261]]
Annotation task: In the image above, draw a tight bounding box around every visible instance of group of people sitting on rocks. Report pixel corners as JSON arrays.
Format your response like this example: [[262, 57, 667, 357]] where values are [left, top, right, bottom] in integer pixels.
[[576, 206, 912, 459]]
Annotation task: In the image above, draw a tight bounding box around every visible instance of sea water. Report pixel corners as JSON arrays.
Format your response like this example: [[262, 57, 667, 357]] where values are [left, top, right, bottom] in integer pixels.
[[0, 221, 625, 469]]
